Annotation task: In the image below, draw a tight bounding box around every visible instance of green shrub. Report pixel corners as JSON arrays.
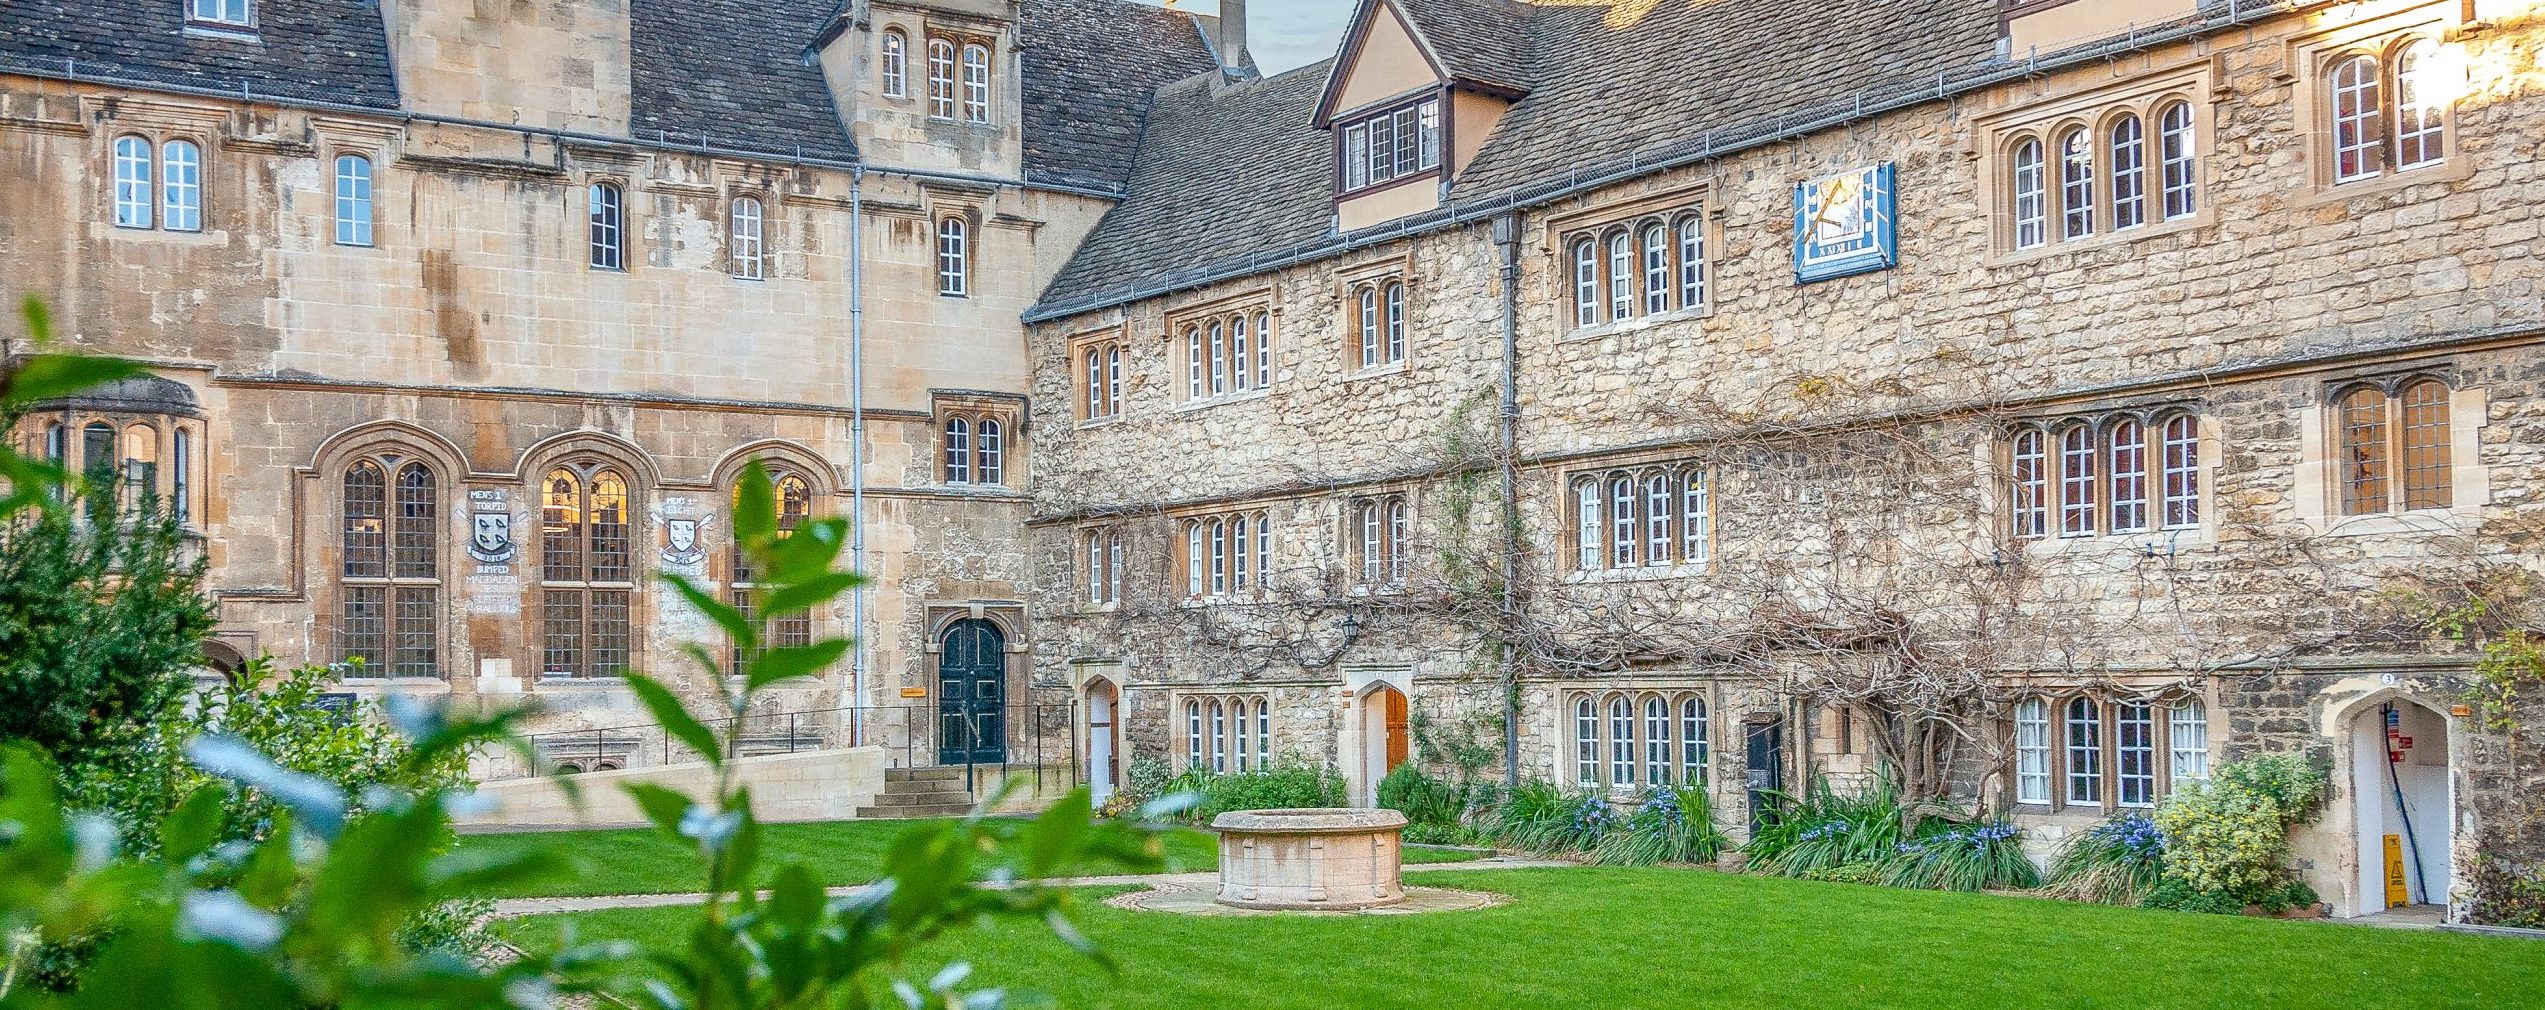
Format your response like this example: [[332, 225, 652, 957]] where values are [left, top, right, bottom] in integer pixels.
[[1876, 821, 2041, 892], [1493, 783, 1617, 855], [1592, 783, 1727, 866], [1743, 774, 1915, 877], [1402, 822, 1492, 847], [1376, 763, 1465, 827], [1172, 762, 1347, 821], [2044, 813, 2167, 905], [2149, 754, 2327, 912]]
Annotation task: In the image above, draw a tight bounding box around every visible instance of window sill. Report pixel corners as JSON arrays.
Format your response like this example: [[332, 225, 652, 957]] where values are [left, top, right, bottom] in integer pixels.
[[1345, 583, 1409, 597], [2307, 507, 2481, 538], [1559, 304, 1712, 344], [2018, 526, 2212, 558], [1986, 212, 2208, 267], [534, 677, 629, 689], [1564, 562, 1711, 584], [1076, 415, 1123, 431], [1079, 601, 1121, 614], [1173, 387, 1272, 413], [183, 23, 259, 42], [335, 677, 452, 691], [1343, 361, 1408, 383], [2294, 158, 2470, 209]]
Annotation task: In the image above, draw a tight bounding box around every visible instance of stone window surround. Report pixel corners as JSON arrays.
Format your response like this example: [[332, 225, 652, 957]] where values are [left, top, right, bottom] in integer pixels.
[[307, 425, 471, 685], [2281, 2, 2471, 202], [1341, 489, 1414, 594], [915, 25, 1001, 127], [1175, 507, 1275, 603], [2292, 368, 2490, 535], [1334, 254, 1413, 380], [1972, 61, 2216, 262], [1069, 325, 1129, 425], [932, 392, 1021, 488], [1999, 405, 2219, 553], [1565, 687, 1715, 793], [1079, 522, 1126, 611], [20, 408, 207, 530], [1178, 691, 1273, 774], [100, 125, 221, 240], [1541, 182, 1718, 342], [725, 190, 772, 281], [1558, 453, 1716, 583], [2002, 686, 2213, 817], [1164, 287, 1277, 411]]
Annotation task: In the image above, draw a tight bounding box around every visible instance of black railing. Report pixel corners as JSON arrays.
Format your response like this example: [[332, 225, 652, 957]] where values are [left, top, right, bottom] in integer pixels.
[[501, 702, 1079, 796]]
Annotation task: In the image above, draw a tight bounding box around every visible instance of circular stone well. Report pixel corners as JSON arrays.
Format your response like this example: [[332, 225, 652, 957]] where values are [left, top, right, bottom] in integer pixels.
[[1210, 807, 1407, 910]]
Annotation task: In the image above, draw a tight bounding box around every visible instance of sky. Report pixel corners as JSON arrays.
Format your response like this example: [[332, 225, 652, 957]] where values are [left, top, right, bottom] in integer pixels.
[[1135, 0, 1357, 75]]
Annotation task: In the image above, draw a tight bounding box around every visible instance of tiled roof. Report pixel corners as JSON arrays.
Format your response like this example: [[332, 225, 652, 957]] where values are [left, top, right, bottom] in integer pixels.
[[0, 0, 401, 107], [1394, 0, 1533, 94], [1018, 0, 1225, 190], [1033, 0, 2006, 318], [629, 0, 855, 159], [1040, 61, 1339, 309]]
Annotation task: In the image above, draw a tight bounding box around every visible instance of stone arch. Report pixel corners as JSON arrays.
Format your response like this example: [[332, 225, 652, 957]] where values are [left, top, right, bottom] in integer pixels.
[[707, 438, 837, 499], [2319, 682, 2466, 919]]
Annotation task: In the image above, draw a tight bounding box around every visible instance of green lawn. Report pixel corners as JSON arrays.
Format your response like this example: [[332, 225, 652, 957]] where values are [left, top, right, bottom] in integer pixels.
[[504, 867, 2545, 1008], [455, 820, 1480, 898]]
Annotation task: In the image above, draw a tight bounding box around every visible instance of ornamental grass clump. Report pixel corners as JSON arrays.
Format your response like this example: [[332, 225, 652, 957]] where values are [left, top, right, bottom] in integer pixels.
[[1743, 774, 1913, 877], [1494, 784, 1618, 855], [1877, 821, 2041, 892], [1593, 783, 1728, 866], [2045, 813, 2168, 905], [2149, 754, 2327, 913]]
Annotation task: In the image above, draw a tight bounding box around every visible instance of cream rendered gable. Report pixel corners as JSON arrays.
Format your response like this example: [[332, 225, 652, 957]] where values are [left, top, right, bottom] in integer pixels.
[[1330, 1, 1449, 233]]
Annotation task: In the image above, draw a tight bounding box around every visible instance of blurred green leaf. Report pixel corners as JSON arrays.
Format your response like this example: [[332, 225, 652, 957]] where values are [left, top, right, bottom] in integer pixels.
[[625, 782, 697, 838], [626, 675, 723, 767], [4, 354, 145, 407], [662, 572, 755, 654], [744, 639, 851, 692], [159, 783, 227, 864]]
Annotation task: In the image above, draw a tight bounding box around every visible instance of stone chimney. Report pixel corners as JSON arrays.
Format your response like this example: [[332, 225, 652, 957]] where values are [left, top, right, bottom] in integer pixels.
[[1215, 0, 1250, 73]]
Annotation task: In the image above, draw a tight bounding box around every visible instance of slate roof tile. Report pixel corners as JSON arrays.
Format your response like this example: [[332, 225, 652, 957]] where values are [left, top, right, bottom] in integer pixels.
[[0, 0, 400, 106], [630, 0, 856, 159], [1393, 0, 1532, 93], [1018, 0, 1225, 190]]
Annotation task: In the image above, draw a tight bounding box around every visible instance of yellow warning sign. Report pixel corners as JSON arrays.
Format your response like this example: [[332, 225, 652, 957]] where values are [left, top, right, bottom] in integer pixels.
[[2384, 834, 2409, 908]]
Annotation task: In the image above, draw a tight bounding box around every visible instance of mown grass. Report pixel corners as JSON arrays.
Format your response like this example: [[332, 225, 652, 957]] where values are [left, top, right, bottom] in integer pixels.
[[504, 867, 2545, 1009], [457, 819, 1482, 898]]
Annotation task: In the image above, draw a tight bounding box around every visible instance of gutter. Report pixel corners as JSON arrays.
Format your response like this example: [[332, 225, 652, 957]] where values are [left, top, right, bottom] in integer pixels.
[[0, 57, 1129, 201], [1493, 213, 1522, 789], [849, 165, 870, 746], [1021, 0, 2312, 324]]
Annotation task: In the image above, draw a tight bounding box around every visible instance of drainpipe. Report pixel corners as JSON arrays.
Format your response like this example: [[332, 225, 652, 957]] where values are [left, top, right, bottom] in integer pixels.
[[1493, 213, 1522, 788], [849, 165, 870, 746]]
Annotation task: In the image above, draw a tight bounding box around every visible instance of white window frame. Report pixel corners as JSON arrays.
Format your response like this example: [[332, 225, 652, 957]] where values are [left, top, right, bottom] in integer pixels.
[[2058, 127, 2094, 240], [1607, 696, 1635, 787], [2014, 698, 2051, 804], [880, 30, 907, 98], [588, 182, 625, 271], [2168, 698, 2209, 782], [2331, 53, 2383, 184], [188, 0, 250, 28], [927, 38, 958, 119], [2011, 138, 2046, 250], [333, 154, 374, 247], [1679, 696, 1708, 785], [2115, 702, 2157, 808], [2108, 418, 2149, 534], [936, 216, 968, 297], [2160, 414, 2201, 530], [2064, 697, 2102, 805], [113, 135, 153, 229], [729, 195, 765, 280], [2109, 114, 2145, 231], [961, 43, 992, 124], [2158, 102, 2197, 220], [160, 139, 202, 233]]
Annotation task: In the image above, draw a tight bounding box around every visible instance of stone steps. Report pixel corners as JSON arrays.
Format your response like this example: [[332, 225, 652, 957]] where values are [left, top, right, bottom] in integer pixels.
[[855, 766, 979, 819]]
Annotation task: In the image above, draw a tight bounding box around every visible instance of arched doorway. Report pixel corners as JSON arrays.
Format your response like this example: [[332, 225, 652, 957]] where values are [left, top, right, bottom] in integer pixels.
[[2348, 696, 2452, 916], [1352, 685, 1410, 804], [937, 619, 1007, 765], [1084, 678, 1121, 806]]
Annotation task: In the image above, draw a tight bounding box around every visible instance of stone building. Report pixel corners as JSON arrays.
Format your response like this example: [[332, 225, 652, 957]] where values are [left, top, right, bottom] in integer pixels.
[[1020, 0, 2545, 924], [0, 0, 1236, 770], [5, 0, 2543, 924]]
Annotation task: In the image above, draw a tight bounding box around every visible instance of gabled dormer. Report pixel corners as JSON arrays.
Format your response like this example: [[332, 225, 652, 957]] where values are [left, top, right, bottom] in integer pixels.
[[1313, 0, 1531, 233]]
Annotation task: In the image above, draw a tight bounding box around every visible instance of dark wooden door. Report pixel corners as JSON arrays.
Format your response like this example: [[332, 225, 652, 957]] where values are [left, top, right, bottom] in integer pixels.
[[1383, 688, 1411, 772], [1745, 718, 1785, 827], [936, 619, 1006, 764]]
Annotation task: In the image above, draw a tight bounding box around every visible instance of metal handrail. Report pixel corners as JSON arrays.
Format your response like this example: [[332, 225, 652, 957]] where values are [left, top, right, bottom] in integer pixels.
[[503, 702, 1080, 796]]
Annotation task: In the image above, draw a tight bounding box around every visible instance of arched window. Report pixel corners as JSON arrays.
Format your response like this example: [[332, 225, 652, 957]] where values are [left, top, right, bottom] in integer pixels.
[[1383, 281, 1406, 363], [1107, 530, 1126, 604], [975, 417, 1003, 485], [1185, 522, 1204, 597], [1357, 500, 1382, 585], [1253, 311, 1273, 388], [1233, 697, 1251, 771], [2400, 379, 2452, 510], [2115, 702, 2156, 807], [1606, 476, 1636, 568], [1644, 470, 1674, 566], [2010, 428, 2048, 538], [2157, 102, 2197, 219], [1231, 511, 1251, 589], [2057, 424, 2096, 537], [942, 416, 971, 484], [1678, 696, 1708, 784], [1084, 349, 1104, 418], [2108, 418, 2148, 533], [1209, 698, 1229, 773], [2057, 127, 2094, 240], [333, 154, 374, 247], [1254, 512, 1272, 589], [2330, 54, 2383, 183], [1606, 695, 1635, 786], [729, 195, 765, 280], [1640, 223, 1670, 315], [731, 470, 812, 673], [2108, 114, 2145, 230], [170, 427, 192, 526], [1680, 467, 1710, 564], [2335, 385, 2390, 516], [1108, 344, 1125, 415], [2160, 414, 2200, 529], [1230, 314, 1251, 392], [1357, 285, 1381, 368], [1186, 698, 1205, 770], [119, 423, 157, 511], [927, 38, 958, 119], [1642, 695, 1670, 785], [961, 43, 991, 124], [159, 139, 202, 233], [1386, 497, 1408, 584], [1207, 320, 1228, 394], [1605, 230, 1632, 321], [112, 135, 153, 229], [2063, 697, 2102, 804], [879, 29, 908, 98], [1574, 697, 1598, 786], [1676, 215, 1706, 309], [1571, 237, 1600, 328], [2010, 137, 2046, 249], [1208, 517, 1227, 594], [1084, 530, 1106, 605], [2394, 39, 2446, 171], [2168, 698, 2209, 782], [340, 457, 439, 678], [1574, 479, 1601, 571], [588, 183, 625, 270], [540, 463, 634, 678], [2013, 697, 2051, 804], [1253, 698, 1271, 771], [935, 216, 968, 296], [1185, 326, 1204, 399], [79, 422, 115, 483]]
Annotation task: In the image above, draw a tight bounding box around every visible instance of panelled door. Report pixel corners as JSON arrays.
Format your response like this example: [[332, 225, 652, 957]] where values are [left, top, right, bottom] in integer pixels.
[[1745, 717, 1786, 827], [936, 619, 1007, 764]]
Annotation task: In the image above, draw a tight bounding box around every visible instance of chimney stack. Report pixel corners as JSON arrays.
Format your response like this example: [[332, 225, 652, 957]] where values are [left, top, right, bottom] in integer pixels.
[[1215, 0, 1249, 74]]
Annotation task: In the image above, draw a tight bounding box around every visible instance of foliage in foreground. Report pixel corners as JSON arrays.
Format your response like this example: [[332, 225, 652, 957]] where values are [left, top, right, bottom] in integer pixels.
[[1589, 784, 1727, 867], [1164, 761, 1346, 821], [1741, 774, 1917, 877], [2044, 813, 2168, 905], [2149, 754, 2327, 913]]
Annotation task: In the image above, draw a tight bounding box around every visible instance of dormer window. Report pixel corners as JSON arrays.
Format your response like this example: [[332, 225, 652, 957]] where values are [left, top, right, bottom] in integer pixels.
[[1337, 96, 1441, 195], [188, 0, 251, 29]]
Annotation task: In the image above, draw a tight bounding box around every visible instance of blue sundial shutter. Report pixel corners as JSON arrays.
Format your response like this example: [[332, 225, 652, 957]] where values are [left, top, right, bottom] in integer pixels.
[[1874, 162, 1899, 268], [1791, 181, 1813, 280]]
